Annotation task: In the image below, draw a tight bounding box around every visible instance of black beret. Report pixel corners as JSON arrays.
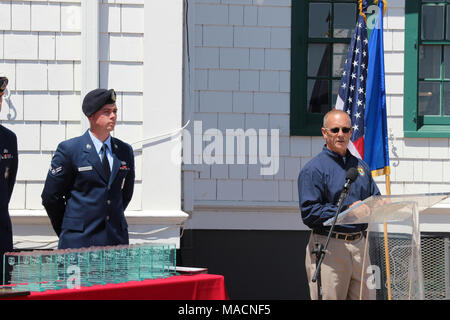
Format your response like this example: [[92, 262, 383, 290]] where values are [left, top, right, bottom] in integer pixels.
[[82, 88, 117, 116]]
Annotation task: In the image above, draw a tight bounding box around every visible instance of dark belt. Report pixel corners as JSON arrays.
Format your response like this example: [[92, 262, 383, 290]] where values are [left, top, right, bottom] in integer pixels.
[[313, 230, 363, 241]]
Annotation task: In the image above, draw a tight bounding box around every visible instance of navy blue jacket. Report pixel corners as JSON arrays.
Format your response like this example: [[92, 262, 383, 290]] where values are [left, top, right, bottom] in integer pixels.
[[41, 130, 135, 249], [298, 146, 380, 233], [0, 125, 18, 282]]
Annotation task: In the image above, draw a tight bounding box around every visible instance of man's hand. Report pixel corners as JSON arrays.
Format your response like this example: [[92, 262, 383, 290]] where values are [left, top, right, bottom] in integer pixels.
[[348, 200, 361, 209], [348, 200, 371, 220]]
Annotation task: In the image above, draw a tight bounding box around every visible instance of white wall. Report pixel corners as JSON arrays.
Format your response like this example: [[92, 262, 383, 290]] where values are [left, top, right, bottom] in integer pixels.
[[0, 0, 83, 211], [2, 0, 449, 241], [186, 0, 300, 230], [0, 0, 188, 249], [185, 0, 450, 231], [100, 0, 144, 211]]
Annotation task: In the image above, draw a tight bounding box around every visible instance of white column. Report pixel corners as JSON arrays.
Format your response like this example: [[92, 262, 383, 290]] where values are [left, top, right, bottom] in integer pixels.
[[80, 0, 100, 131], [142, 0, 185, 212]]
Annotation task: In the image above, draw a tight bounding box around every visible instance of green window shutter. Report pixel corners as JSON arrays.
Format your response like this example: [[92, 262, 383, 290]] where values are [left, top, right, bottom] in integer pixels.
[[290, 0, 358, 136], [405, 0, 450, 137]]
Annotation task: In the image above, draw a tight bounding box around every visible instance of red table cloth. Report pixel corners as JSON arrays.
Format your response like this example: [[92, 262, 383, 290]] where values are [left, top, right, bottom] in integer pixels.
[[3, 274, 228, 300]]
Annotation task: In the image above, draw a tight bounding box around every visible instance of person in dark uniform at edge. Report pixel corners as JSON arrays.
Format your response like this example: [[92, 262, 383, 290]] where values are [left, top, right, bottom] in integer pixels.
[[298, 109, 380, 300], [41, 88, 135, 249], [0, 74, 18, 284]]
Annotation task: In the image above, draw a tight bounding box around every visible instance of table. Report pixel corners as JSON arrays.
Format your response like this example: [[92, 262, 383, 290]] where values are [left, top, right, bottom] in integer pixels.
[[1, 274, 228, 300]]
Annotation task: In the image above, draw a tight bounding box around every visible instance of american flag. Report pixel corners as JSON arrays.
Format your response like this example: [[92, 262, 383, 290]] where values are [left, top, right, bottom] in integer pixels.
[[335, 11, 369, 160]]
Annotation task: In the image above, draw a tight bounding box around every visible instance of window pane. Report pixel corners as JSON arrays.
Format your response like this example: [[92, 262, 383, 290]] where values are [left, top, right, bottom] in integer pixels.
[[308, 44, 330, 77], [309, 3, 331, 38], [418, 82, 441, 115], [333, 43, 349, 77], [447, 6, 450, 39], [422, 5, 445, 40], [308, 79, 330, 113], [443, 82, 450, 115], [332, 80, 340, 107], [333, 3, 356, 38], [444, 46, 450, 78], [419, 45, 441, 79]]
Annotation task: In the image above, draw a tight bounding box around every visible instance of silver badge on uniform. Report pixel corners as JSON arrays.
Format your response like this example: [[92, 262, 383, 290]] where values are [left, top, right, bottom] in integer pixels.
[[4, 167, 9, 179], [86, 144, 92, 150]]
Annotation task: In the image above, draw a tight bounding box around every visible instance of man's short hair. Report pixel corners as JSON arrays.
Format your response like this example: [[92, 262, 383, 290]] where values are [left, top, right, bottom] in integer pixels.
[[323, 109, 351, 128]]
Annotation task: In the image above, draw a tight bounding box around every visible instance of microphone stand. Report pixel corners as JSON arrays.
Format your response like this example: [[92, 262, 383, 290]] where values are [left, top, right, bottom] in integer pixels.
[[311, 183, 352, 300]]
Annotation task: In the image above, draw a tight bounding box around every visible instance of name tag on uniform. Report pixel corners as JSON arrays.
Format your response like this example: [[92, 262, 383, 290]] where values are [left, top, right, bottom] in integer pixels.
[[78, 166, 93, 172]]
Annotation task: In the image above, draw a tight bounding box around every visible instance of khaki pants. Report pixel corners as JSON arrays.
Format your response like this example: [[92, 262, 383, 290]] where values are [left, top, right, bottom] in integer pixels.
[[305, 232, 376, 300]]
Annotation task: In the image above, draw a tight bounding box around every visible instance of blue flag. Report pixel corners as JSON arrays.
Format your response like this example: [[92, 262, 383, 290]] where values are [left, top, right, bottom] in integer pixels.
[[364, 0, 389, 177]]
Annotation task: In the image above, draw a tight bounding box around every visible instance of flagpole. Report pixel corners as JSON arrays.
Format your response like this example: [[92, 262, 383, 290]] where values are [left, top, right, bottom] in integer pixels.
[[384, 173, 392, 300]]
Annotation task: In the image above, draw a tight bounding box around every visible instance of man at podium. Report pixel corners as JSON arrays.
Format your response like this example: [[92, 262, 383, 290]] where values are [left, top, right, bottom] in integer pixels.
[[298, 110, 380, 300]]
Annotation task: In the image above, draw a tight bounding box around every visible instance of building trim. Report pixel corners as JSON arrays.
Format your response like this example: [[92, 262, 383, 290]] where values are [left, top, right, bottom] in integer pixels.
[[81, 0, 100, 132]]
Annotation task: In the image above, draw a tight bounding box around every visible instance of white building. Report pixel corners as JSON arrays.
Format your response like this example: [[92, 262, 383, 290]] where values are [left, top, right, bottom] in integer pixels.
[[1, 0, 450, 299]]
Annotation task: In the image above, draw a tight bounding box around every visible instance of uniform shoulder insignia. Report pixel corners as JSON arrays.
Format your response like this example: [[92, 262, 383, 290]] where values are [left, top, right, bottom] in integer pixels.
[[50, 166, 63, 175]]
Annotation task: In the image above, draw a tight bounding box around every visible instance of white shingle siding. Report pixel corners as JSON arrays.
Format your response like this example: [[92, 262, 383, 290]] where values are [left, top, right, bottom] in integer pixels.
[[192, 1, 294, 209], [100, 0, 144, 210], [190, 0, 450, 216], [0, 0, 144, 211], [0, 1, 82, 210], [1, 0, 449, 231], [377, 1, 450, 195]]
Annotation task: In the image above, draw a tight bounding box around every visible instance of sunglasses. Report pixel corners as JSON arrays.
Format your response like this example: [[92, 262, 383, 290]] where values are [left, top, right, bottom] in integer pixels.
[[0, 77, 8, 93], [325, 127, 352, 134]]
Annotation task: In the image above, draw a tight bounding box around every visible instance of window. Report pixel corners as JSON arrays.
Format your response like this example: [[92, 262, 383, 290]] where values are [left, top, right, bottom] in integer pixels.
[[405, 0, 450, 137], [291, 0, 358, 136]]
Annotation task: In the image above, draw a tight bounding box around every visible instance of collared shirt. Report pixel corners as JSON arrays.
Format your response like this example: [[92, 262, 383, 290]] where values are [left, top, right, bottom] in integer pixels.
[[297, 145, 381, 233], [88, 130, 113, 171]]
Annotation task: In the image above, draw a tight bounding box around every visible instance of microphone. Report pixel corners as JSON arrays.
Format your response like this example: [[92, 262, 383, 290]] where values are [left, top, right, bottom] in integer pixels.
[[342, 167, 359, 193]]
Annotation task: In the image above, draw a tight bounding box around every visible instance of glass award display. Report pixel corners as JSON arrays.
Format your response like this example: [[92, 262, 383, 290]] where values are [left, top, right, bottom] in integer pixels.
[[323, 192, 450, 300], [2, 243, 177, 292], [87, 248, 104, 286]]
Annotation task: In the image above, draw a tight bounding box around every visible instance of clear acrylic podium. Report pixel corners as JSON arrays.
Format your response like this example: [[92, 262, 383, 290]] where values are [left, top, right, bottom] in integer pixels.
[[324, 192, 450, 300]]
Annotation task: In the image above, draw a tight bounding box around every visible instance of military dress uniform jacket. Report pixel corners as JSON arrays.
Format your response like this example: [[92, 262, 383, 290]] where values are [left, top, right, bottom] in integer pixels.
[[0, 125, 18, 279], [41, 130, 135, 249]]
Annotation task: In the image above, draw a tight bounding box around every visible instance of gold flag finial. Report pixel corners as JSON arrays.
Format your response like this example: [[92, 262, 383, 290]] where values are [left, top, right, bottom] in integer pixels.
[[374, 0, 387, 16], [359, 0, 367, 22]]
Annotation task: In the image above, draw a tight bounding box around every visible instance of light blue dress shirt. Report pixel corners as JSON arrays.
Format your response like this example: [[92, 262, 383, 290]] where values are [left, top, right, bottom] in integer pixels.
[[88, 130, 113, 171]]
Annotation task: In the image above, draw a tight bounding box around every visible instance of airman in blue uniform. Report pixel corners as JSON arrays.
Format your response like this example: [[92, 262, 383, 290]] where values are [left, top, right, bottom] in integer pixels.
[[0, 75, 18, 283], [41, 89, 135, 249]]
